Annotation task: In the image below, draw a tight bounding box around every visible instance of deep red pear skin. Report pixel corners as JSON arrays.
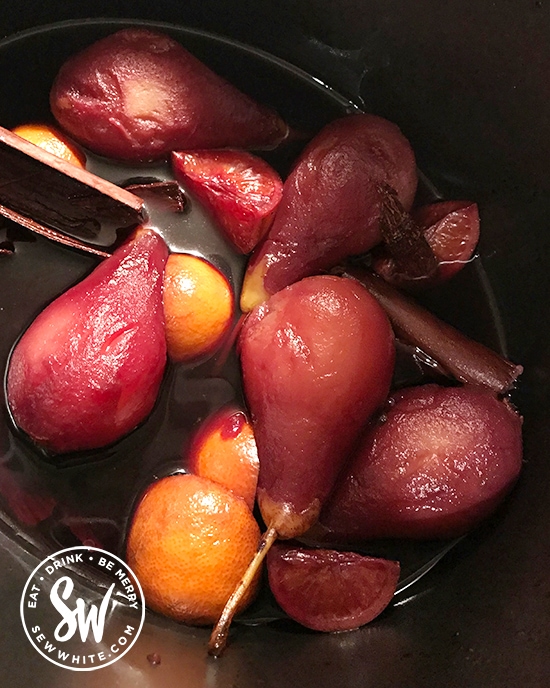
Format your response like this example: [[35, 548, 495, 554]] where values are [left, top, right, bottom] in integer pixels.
[[50, 28, 288, 162], [6, 229, 168, 455], [238, 274, 395, 538], [240, 113, 417, 311], [319, 384, 523, 540], [267, 542, 400, 632], [172, 149, 283, 254]]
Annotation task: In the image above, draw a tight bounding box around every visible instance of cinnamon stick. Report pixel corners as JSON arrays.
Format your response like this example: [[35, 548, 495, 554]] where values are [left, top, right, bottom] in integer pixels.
[[343, 267, 522, 394], [0, 125, 144, 253]]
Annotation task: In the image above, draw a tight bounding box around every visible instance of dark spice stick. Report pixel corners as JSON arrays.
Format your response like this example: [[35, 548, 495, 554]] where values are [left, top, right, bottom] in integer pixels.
[[0, 125, 144, 253], [342, 267, 522, 394], [377, 182, 438, 280]]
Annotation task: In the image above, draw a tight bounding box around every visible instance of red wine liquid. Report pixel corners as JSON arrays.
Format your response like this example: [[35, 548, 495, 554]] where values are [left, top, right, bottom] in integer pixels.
[[0, 20, 505, 604]]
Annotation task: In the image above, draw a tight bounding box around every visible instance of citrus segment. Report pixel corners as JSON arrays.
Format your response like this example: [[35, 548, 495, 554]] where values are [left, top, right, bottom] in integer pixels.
[[267, 543, 400, 632], [172, 149, 283, 254], [12, 122, 86, 167]]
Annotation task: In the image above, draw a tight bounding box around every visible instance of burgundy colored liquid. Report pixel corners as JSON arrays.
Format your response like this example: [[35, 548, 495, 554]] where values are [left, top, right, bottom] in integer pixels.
[[0, 21, 505, 610]]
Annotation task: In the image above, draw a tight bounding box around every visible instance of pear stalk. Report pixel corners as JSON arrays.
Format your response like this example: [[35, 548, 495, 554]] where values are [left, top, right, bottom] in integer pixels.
[[208, 525, 278, 657]]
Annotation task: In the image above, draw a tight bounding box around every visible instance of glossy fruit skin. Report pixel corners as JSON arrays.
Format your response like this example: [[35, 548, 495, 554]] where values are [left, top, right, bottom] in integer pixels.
[[319, 384, 523, 540], [163, 253, 234, 363], [6, 229, 168, 454], [12, 122, 86, 167], [126, 473, 261, 625], [172, 149, 283, 254], [267, 542, 400, 632], [50, 28, 288, 162], [418, 201, 480, 282], [187, 404, 259, 509], [240, 113, 417, 311], [239, 274, 395, 538]]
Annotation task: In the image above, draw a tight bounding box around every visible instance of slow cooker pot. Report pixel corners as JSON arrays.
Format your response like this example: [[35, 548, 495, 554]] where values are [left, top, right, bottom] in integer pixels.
[[1, 2, 549, 686]]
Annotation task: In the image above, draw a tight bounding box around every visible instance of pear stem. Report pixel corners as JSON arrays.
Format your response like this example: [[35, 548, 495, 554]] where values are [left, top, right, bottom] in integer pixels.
[[208, 524, 278, 657]]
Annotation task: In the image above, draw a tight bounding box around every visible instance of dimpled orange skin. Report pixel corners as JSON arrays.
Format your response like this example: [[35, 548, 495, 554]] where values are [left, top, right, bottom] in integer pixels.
[[12, 123, 86, 167], [188, 406, 259, 510], [163, 253, 234, 363], [126, 473, 261, 625]]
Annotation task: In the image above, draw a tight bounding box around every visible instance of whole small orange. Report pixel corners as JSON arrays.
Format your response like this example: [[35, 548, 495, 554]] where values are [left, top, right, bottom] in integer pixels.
[[126, 473, 261, 626], [163, 253, 234, 362], [188, 405, 259, 509], [12, 122, 86, 167]]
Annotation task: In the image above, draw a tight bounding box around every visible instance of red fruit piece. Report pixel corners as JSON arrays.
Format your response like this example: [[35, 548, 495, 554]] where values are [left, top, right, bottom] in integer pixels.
[[240, 113, 418, 311], [267, 542, 400, 632], [50, 28, 288, 162], [172, 150, 283, 254], [239, 274, 395, 538], [6, 229, 168, 455], [319, 384, 523, 541], [373, 200, 480, 288], [208, 274, 396, 656]]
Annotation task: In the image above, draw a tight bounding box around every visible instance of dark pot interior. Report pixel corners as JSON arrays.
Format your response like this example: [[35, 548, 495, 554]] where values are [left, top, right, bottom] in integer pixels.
[[1, 2, 549, 686]]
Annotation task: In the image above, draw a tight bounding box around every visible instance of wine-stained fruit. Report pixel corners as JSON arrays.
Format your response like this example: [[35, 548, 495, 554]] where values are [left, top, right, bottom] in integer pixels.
[[172, 149, 283, 254], [240, 274, 396, 538], [50, 28, 288, 162], [319, 384, 523, 540], [240, 113, 417, 311], [6, 229, 168, 454], [209, 274, 395, 654], [267, 542, 400, 632]]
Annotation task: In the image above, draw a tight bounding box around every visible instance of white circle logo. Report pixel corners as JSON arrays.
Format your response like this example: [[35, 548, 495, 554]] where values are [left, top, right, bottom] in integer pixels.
[[20, 546, 145, 671]]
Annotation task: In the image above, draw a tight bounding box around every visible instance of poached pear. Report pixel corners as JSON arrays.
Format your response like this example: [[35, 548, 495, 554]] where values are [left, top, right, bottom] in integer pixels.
[[6, 229, 168, 455], [50, 28, 288, 162], [209, 274, 395, 654], [240, 113, 418, 311], [318, 384, 523, 541]]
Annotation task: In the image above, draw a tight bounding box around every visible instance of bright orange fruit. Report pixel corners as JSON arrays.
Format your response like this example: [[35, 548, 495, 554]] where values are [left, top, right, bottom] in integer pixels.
[[12, 122, 86, 167], [126, 473, 261, 625], [163, 253, 234, 362], [188, 405, 259, 509]]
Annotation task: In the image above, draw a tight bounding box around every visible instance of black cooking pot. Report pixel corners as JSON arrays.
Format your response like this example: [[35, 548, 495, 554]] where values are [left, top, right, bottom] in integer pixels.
[[1, 2, 549, 686]]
